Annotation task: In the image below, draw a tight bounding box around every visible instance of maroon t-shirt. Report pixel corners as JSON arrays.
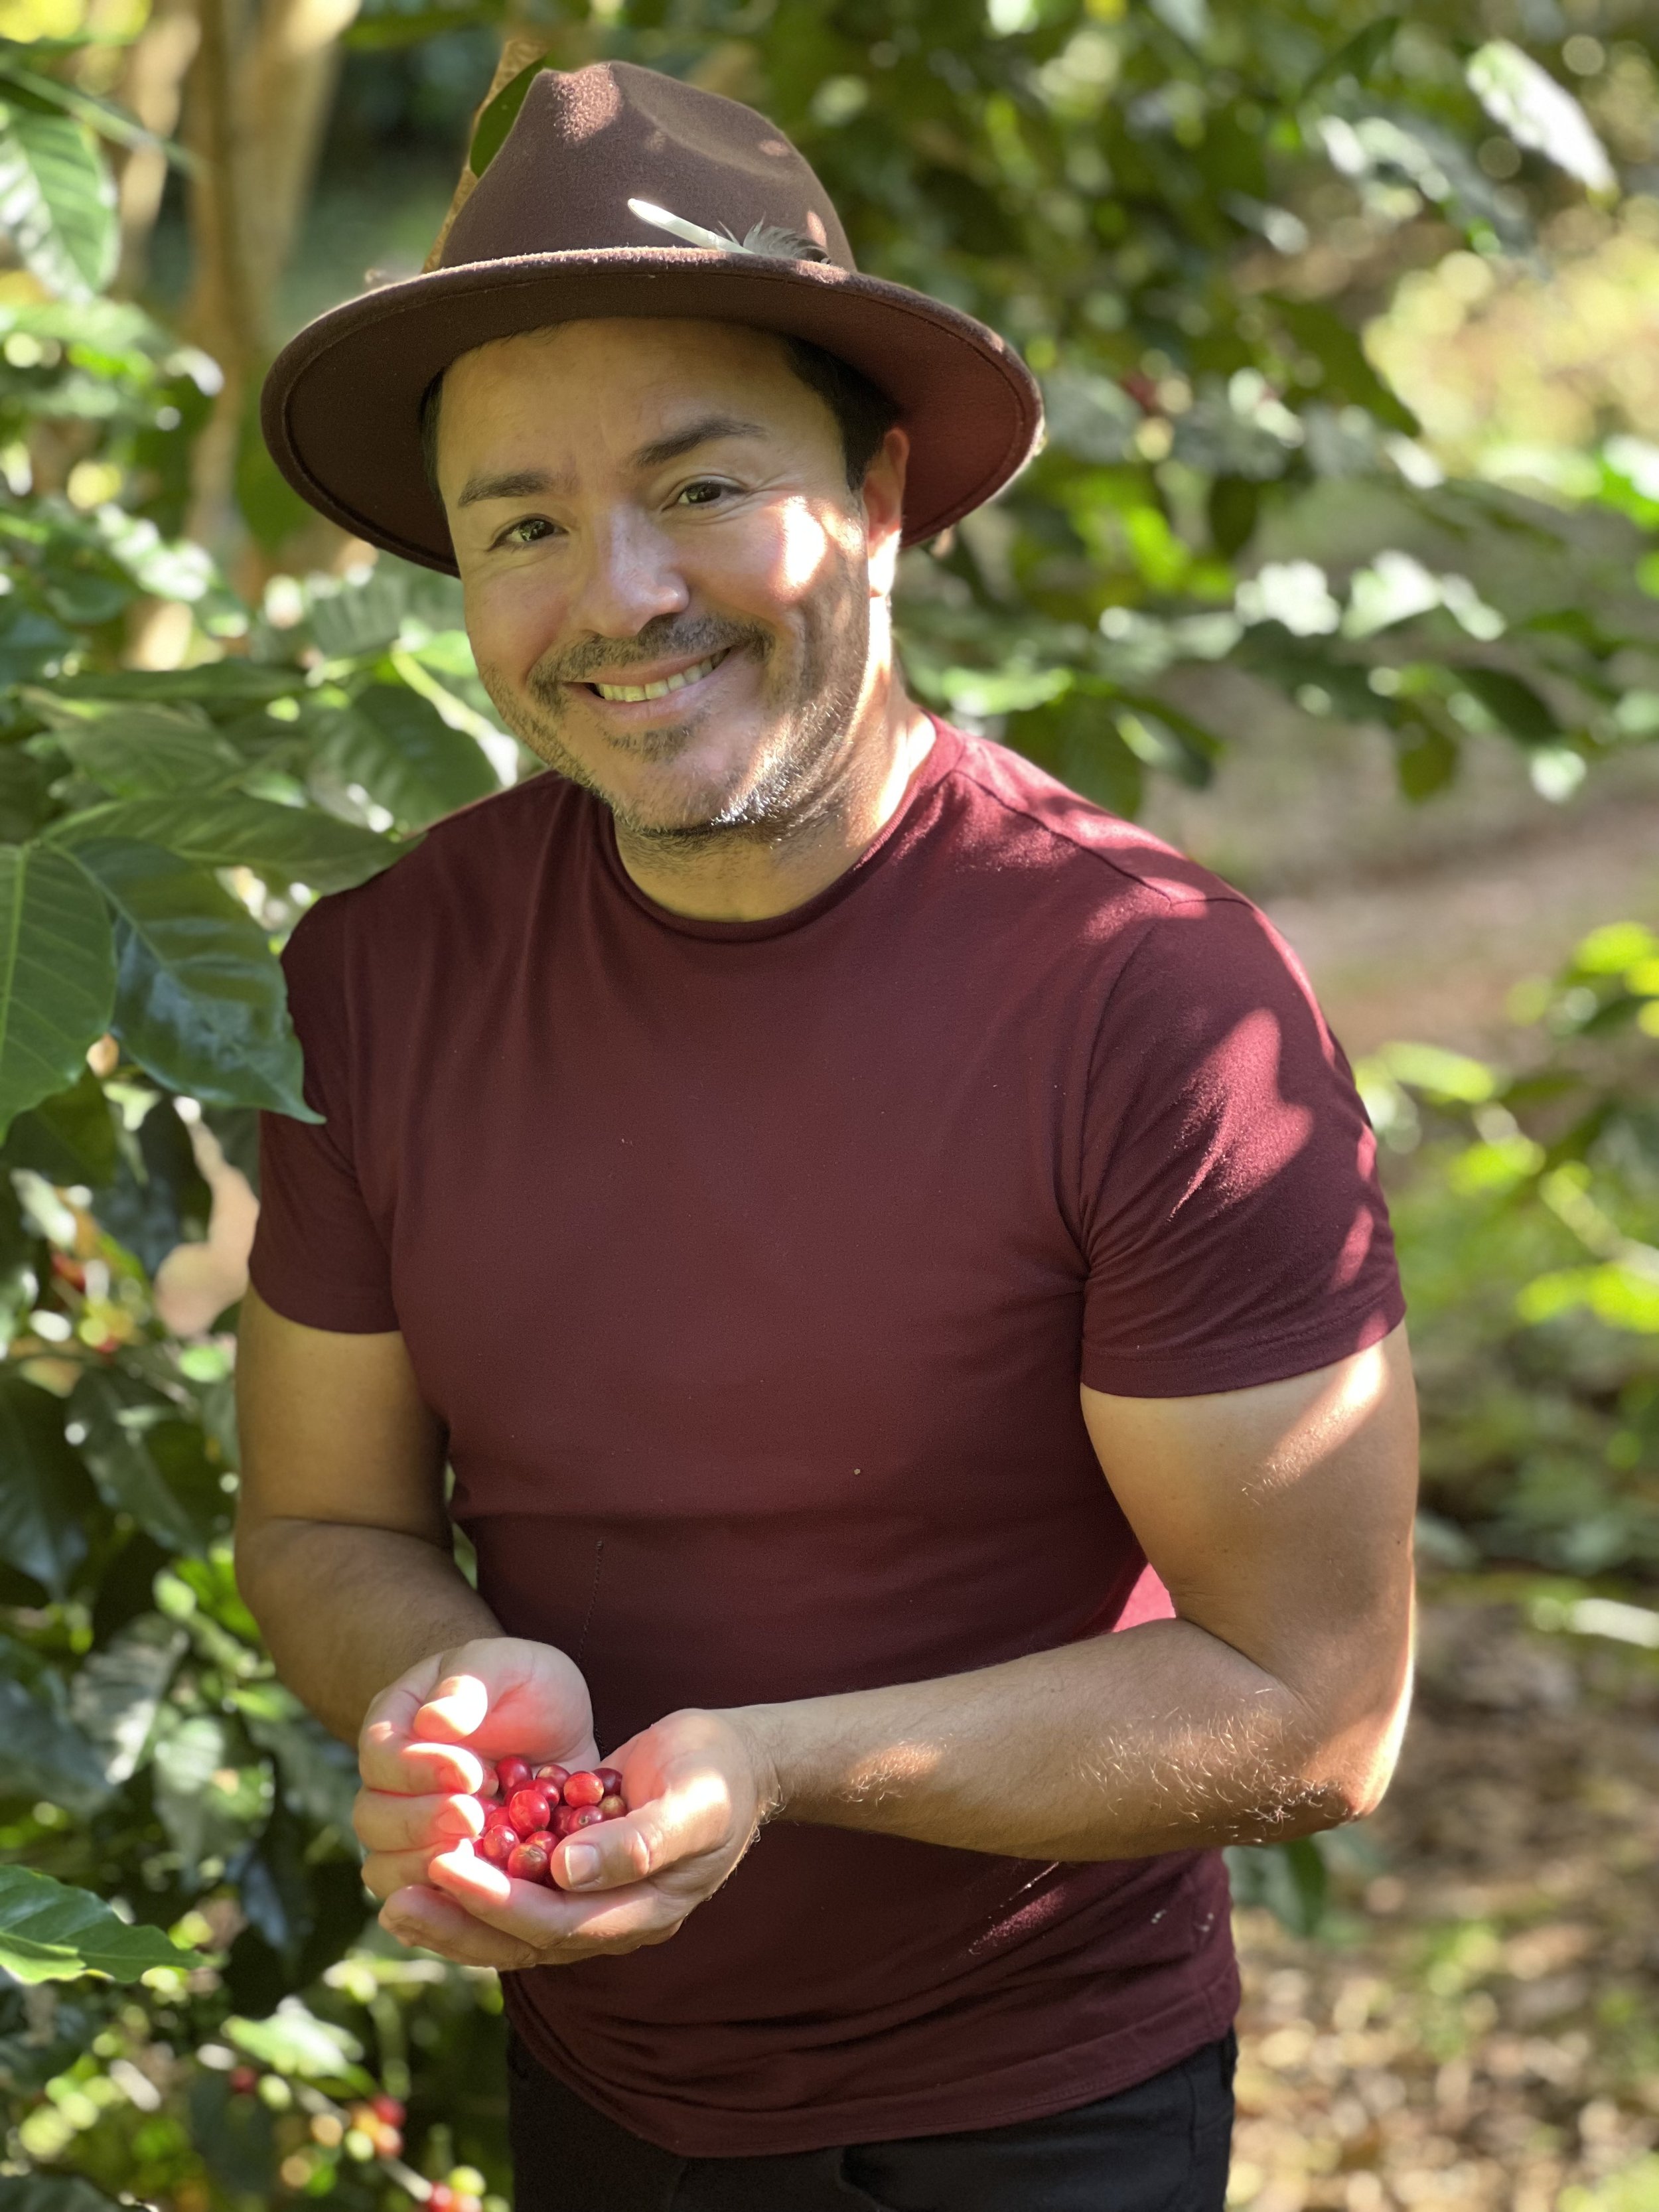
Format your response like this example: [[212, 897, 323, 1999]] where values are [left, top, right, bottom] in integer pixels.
[[250, 720, 1402, 2156]]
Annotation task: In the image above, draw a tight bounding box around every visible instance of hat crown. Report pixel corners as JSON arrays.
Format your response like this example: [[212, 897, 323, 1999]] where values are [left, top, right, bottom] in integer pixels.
[[441, 62, 856, 275]]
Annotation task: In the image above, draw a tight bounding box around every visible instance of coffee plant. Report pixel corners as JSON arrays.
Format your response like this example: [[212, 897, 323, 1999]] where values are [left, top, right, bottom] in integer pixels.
[[3, 0, 1659, 2201]]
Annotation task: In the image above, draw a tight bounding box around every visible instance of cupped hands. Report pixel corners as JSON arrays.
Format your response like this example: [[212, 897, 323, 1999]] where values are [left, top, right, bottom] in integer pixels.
[[354, 1639, 777, 1972]]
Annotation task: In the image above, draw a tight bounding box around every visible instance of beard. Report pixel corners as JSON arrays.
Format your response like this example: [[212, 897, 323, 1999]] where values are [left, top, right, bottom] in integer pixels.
[[474, 564, 873, 850]]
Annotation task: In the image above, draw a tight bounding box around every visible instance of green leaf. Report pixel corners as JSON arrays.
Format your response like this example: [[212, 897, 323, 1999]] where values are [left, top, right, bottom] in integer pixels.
[[0, 595, 73, 686], [71, 1367, 217, 1554], [1395, 720, 1461, 800], [70, 839, 316, 1116], [187, 2069, 278, 2198], [325, 684, 498, 828], [226, 1998, 368, 2085], [1297, 13, 1402, 99], [1263, 296, 1419, 435], [304, 569, 411, 662], [1114, 692, 1222, 788], [0, 1169, 36, 1340], [469, 55, 547, 179], [95, 1093, 210, 1276], [0, 102, 115, 300], [0, 747, 55, 842], [50, 797, 402, 896], [1467, 38, 1615, 197], [1008, 692, 1144, 817], [1224, 1836, 1330, 1937], [1379, 1039, 1497, 1104], [1456, 666, 1561, 746], [50, 664, 307, 707], [0, 54, 189, 166], [0, 843, 115, 1138], [0, 1863, 201, 1983], [66, 1609, 186, 1783], [35, 701, 248, 799], [4, 1065, 118, 1187], [1206, 474, 1258, 560], [0, 2172, 128, 2211], [151, 1710, 232, 1867], [241, 1699, 360, 1832], [0, 1672, 110, 1814], [0, 1370, 101, 1598], [35, 532, 133, 626], [228, 1785, 369, 2004]]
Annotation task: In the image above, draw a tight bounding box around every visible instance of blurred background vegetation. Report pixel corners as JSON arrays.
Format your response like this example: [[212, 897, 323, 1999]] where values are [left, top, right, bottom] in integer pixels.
[[3, 0, 1659, 2207]]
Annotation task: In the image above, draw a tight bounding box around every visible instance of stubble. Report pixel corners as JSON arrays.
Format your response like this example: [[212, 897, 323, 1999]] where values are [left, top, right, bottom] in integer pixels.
[[474, 569, 873, 855]]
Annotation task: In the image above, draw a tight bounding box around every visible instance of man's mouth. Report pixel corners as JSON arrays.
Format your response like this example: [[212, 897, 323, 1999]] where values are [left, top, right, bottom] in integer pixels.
[[586, 649, 731, 703]]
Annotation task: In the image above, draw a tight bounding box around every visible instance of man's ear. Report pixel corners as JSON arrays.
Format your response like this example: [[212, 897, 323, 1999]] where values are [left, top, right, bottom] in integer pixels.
[[861, 426, 910, 596]]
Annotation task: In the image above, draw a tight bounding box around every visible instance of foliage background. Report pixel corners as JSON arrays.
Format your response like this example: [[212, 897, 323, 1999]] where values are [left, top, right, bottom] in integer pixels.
[[2, 0, 1659, 2205]]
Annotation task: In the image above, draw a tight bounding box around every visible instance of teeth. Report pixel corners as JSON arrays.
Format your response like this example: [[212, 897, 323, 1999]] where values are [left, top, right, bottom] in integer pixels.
[[593, 652, 723, 703]]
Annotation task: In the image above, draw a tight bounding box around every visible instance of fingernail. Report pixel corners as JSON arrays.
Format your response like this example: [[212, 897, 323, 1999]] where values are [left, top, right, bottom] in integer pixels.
[[563, 1844, 600, 1887]]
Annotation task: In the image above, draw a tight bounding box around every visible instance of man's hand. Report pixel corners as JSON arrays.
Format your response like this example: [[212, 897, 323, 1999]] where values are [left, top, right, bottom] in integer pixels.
[[372, 1708, 774, 1972], [355, 1636, 597, 1906]]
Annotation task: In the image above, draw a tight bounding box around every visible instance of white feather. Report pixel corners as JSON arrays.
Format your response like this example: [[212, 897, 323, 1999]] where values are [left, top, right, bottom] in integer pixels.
[[628, 198, 739, 253], [626, 198, 828, 262]]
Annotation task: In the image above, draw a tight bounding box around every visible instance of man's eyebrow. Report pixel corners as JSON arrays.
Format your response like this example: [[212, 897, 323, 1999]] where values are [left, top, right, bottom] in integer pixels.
[[454, 419, 766, 509], [457, 467, 573, 510], [630, 416, 767, 471]]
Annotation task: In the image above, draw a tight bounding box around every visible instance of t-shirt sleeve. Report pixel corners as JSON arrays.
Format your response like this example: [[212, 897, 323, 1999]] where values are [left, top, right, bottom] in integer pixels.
[[246, 897, 400, 1334], [1077, 893, 1404, 1396]]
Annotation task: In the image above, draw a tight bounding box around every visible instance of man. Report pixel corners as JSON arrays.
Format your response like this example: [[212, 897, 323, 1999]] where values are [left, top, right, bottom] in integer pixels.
[[241, 58, 1417, 2212]]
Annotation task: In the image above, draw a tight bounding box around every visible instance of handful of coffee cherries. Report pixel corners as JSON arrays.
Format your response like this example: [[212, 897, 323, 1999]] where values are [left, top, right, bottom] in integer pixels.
[[471, 1755, 629, 1887]]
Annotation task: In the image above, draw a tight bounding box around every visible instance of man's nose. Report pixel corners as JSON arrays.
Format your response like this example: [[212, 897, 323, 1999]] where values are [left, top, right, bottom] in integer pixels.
[[566, 509, 689, 638]]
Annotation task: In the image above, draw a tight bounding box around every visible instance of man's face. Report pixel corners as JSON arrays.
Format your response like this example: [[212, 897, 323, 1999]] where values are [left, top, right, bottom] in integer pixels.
[[435, 319, 905, 843]]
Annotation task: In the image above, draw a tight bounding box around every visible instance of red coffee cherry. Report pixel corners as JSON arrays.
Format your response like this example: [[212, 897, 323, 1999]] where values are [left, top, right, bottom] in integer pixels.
[[507, 1787, 551, 1832], [507, 1840, 550, 1883], [428, 2187, 457, 2212], [371, 2095, 405, 2127], [593, 1767, 624, 1797], [534, 1763, 570, 1795], [597, 1794, 628, 1820], [565, 1805, 603, 1831], [495, 1756, 533, 1796], [562, 1771, 604, 1808], [477, 1826, 518, 1866]]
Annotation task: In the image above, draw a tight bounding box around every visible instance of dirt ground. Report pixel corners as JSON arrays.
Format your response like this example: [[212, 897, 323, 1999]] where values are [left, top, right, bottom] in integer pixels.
[[1138, 702, 1659, 1061], [1262, 791, 1659, 1060], [1228, 1595, 1659, 2212]]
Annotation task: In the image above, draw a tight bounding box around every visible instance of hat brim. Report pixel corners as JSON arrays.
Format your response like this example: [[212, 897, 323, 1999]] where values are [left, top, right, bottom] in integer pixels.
[[259, 248, 1044, 573]]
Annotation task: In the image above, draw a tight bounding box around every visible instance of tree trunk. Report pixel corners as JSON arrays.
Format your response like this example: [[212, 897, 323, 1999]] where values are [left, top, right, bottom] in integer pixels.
[[239, 0, 362, 306], [180, 0, 361, 558], [111, 0, 203, 297]]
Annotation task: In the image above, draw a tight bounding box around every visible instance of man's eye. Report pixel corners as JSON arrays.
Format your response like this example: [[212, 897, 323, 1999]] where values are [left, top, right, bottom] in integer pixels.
[[497, 516, 558, 548], [676, 479, 735, 508]]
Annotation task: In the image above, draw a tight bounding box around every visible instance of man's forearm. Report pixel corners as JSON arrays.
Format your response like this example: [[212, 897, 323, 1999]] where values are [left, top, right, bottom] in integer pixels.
[[236, 1517, 500, 1744], [731, 1614, 1409, 1862]]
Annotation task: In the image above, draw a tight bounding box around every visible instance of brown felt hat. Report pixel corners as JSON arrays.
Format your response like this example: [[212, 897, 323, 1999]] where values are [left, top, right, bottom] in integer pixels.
[[259, 58, 1044, 573]]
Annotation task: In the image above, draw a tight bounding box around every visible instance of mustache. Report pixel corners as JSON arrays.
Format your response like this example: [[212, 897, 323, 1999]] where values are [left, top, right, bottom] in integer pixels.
[[530, 615, 770, 692]]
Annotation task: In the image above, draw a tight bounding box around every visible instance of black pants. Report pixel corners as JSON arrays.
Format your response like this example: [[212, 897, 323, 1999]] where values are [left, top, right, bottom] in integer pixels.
[[506, 2029, 1236, 2211]]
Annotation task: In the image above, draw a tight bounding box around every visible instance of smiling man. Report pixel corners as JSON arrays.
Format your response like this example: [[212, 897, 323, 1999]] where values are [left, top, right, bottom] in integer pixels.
[[241, 58, 1417, 2212]]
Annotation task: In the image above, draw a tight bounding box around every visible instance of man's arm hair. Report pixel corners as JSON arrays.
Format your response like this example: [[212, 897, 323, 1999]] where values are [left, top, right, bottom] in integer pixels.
[[731, 1327, 1418, 1859], [234, 1287, 501, 1744]]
